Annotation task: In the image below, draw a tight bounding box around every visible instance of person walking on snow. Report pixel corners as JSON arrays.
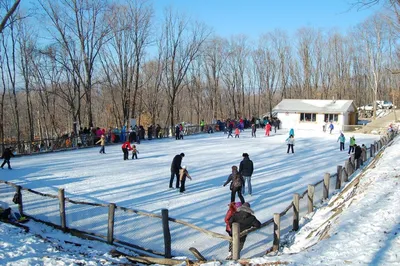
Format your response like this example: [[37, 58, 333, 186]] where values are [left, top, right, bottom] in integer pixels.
[[265, 122, 271, 136], [286, 135, 295, 153], [223, 165, 245, 204], [239, 153, 254, 196], [121, 141, 133, 160], [179, 166, 192, 193], [131, 145, 139, 159], [1, 147, 14, 169], [337, 133, 345, 151], [96, 135, 106, 154], [170, 153, 185, 189]]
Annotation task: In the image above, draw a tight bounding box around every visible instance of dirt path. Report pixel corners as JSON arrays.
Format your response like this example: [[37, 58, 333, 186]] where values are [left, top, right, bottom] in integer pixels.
[[357, 109, 400, 134]]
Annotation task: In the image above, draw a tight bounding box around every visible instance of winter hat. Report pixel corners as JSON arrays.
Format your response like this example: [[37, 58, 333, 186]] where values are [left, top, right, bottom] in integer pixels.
[[231, 165, 238, 171], [235, 202, 242, 208], [242, 202, 250, 208], [182, 165, 187, 170], [242, 153, 249, 157], [180, 153, 185, 157]]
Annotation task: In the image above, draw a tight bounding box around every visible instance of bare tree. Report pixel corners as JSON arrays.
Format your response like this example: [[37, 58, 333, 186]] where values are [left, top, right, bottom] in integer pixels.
[[355, 13, 389, 119], [0, 0, 20, 33], [203, 37, 228, 121], [16, 16, 36, 142], [39, 0, 111, 129], [1, 7, 21, 150], [160, 8, 210, 127]]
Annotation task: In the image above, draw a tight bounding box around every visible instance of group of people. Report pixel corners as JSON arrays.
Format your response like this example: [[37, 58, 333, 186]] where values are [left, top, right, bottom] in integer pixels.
[[168, 151, 259, 259], [337, 133, 367, 169], [169, 153, 192, 193]]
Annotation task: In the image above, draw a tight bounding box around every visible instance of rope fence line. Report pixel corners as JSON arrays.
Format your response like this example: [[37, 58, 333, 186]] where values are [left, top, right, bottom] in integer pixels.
[[0, 130, 397, 261]]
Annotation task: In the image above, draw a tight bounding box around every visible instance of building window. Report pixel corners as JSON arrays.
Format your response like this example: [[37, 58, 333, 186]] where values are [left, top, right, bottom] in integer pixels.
[[300, 113, 316, 122], [324, 114, 338, 122]]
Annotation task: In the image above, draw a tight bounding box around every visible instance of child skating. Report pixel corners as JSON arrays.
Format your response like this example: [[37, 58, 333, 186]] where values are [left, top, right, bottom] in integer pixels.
[[234, 128, 240, 138], [179, 166, 192, 193], [96, 135, 106, 154], [131, 145, 139, 159]]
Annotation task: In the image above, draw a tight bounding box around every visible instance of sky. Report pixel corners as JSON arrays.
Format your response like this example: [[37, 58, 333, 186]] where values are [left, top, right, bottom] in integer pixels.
[[152, 0, 383, 40], [0, 123, 391, 264]]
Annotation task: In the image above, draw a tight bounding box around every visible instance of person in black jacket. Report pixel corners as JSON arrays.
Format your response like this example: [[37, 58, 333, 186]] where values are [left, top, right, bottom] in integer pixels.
[[170, 153, 185, 189], [354, 144, 362, 169], [223, 166, 245, 204], [228, 202, 261, 259], [239, 153, 254, 196], [1, 147, 14, 169]]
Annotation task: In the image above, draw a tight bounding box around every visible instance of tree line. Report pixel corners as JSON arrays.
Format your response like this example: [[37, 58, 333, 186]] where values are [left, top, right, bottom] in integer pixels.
[[0, 0, 399, 144]]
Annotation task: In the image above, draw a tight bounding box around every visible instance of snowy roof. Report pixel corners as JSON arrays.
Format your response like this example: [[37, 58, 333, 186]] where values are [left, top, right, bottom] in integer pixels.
[[273, 99, 355, 113]]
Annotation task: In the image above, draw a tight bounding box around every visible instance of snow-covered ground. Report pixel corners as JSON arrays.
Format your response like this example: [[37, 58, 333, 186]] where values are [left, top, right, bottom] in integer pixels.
[[2, 128, 399, 265]]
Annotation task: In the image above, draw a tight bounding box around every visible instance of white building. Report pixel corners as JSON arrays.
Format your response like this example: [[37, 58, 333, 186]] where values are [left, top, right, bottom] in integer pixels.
[[273, 99, 357, 132]]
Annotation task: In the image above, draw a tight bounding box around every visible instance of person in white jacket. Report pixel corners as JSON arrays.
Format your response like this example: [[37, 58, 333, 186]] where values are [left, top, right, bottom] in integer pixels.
[[286, 135, 295, 153]]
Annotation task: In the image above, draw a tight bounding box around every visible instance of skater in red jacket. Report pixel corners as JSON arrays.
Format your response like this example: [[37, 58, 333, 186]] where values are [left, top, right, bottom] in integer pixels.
[[121, 141, 133, 160], [265, 122, 271, 136]]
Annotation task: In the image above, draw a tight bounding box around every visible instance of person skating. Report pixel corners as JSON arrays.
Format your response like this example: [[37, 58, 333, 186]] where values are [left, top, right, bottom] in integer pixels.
[[337, 133, 345, 151], [286, 134, 295, 153], [179, 166, 192, 193], [227, 126, 234, 138], [234, 128, 240, 138], [121, 141, 133, 160], [348, 136, 356, 154], [175, 125, 180, 140], [131, 145, 139, 159], [96, 135, 106, 154], [0, 147, 14, 169], [223, 165, 245, 204], [227, 202, 261, 259], [239, 153, 254, 196], [265, 122, 271, 136], [289, 128, 295, 137], [251, 123, 256, 138], [170, 153, 185, 189], [329, 122, 334, 134]]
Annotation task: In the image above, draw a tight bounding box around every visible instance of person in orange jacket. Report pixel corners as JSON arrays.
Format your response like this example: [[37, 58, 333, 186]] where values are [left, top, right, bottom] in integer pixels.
[[265, 122, 271, 136], [121, 141, 132, 160], [234, 127, 240, 138]]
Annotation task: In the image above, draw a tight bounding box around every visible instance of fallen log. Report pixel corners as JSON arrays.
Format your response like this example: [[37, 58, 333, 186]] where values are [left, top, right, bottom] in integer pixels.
[[110, 249, 190, 265], [189, 247, 206, 262]]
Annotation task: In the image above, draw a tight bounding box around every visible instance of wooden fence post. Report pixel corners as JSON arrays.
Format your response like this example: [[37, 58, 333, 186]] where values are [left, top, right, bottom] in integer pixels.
[[161, 209, 172, 258], [336, 166, 342, 189], [323, 173, 330, 200], [293, 193, 299, 231], [307, 185, 314, 214], [58, 188, 66, 230], [370, 144, 373, 158], [16, 185, 23, 215], [107, 203, 116, 244], [273, 213, 280, 252], [343, 161, 350, 182], [232, 223, 240, 260]]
